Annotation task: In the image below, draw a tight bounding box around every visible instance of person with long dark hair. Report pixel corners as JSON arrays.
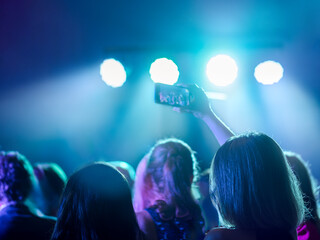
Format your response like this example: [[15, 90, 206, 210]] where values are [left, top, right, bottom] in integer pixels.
[[205, 133, 305, 240], [174, 85, 306, 240], [51, 162, 144, 240], [134, 138, 205, 240], [285, 152, 320, 240]]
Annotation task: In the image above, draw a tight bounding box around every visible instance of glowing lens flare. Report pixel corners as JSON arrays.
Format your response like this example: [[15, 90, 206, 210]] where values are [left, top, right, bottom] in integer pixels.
[[254, 60, 284, 85], [206, 54, 238, 87], [100, 59, 126, 88], [149, 58, 179, 85]]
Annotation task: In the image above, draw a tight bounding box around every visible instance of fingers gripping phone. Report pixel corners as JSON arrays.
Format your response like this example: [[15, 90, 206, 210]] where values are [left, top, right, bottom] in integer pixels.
[[154, 83, 192, 108]]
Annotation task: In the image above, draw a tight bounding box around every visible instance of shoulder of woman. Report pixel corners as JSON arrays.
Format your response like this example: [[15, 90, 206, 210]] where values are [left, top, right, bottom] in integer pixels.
[[205, 228, 255, 240], [136, 211, 157, 240], [136, 211, 153, 228]]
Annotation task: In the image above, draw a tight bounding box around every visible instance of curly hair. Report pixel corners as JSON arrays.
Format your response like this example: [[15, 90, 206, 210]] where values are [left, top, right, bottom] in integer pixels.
[[0, 151, 33, 203]]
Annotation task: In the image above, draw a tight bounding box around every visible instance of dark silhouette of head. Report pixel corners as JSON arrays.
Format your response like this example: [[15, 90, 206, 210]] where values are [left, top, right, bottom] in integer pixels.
[[210, 132, 305, 231], [51, 162, 142, 240], [0, 151, 35, 204], [285, 152, 319, 222], [33, 163, 67, 216]]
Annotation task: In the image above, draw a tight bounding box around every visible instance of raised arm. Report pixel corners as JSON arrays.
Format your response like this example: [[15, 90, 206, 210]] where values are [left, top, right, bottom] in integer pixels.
[[174, 84, 234, 146], [200, 109, 234, 146]]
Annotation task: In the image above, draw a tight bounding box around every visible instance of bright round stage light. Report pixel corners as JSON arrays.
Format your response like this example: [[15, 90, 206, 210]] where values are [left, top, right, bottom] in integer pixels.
[[206, 54, 238, 87], [149, 58, 179, 85], [254, 60, 283, 85], [100, 59, 126, 88]]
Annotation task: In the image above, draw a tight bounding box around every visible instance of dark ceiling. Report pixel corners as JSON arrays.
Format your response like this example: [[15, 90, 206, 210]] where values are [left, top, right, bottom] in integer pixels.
[[1, 0, 320, 89]]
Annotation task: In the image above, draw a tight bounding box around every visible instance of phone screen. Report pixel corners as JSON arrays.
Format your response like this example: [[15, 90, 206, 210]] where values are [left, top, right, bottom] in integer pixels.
[[154, 83, 190, 107]]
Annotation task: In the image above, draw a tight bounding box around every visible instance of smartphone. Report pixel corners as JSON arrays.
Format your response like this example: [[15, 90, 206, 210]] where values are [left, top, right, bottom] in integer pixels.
[[154, 83, 191, 107]]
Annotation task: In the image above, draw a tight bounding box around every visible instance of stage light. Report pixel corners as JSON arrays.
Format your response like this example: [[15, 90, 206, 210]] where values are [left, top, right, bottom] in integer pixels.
[[100, 59, 126, 88], [149, 58, 179, 85], [206, 54, 238, 87], [254, 60, 283, 85]]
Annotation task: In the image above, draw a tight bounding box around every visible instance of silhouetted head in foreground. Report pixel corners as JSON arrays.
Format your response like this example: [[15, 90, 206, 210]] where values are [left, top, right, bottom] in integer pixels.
[[210, 132, 305, 231], [51, 162, 142, 240]]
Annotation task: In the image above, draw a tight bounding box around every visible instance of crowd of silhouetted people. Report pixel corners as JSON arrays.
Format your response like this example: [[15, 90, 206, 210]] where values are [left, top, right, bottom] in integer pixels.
[[0, 85, 319, 240]]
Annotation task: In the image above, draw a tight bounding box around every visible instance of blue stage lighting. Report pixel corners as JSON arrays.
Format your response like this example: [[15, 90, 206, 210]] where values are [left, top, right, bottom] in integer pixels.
[[100, 59, 126, 88], [149, 58, 179, 85], [206, 54, 238, 87], [254, 60, 284, 85]]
